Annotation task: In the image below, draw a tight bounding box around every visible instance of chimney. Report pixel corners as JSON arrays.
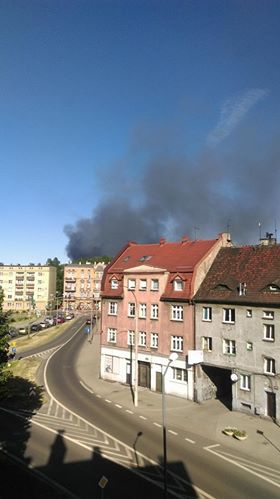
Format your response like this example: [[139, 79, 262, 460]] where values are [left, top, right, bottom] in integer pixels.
[[159, 238, 166, 245], [259, 232, 277, 246], [181, 235, 190, 244]]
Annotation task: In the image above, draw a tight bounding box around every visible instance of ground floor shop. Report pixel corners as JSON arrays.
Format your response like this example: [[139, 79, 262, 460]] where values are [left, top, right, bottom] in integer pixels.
[[100, 346, 194, 400]]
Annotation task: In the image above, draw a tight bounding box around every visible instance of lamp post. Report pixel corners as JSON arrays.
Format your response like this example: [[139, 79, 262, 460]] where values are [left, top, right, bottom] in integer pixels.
[[162, 352, 178, 499], [124, 285, 139, 408]]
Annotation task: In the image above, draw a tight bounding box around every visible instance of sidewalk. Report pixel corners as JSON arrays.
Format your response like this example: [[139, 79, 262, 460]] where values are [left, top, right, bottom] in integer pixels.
[[76, 333, 280, 466]]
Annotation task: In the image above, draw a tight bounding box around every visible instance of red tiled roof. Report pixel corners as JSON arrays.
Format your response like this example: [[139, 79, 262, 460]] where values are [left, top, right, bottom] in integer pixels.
[[102, 237, 221, 300], [194, 244, 280, 305]]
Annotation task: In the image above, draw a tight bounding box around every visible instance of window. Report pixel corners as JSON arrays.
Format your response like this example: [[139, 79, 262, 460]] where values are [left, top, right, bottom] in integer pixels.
[[202, 307, 212, 321], [263, 310, 274, 320], [223, 308, 235, 323], [171, 305, 183, 321], [128, 302, 136, 317], [111, 278, 118, 289], [139, 279, 147, 290], [108, 302, 118, 315], [246, 309, 252, 318], [172, 367, 187, 382], [240, 374, 251, 391], [202, 336, 212, 351], [107, 328, 117, 343], [127, 330, 135, 346], [246, 341, 253, 351], [150, 333, 158, 348], [171, 336, 183, 352], [223, 339, 236, 355], [263, 324, 275, 341], [173, 278, 183, 291], [105, 355, 120, 374], [139, 331, 146, 346], [151, 279, 159, 291], [128, 279, 136, 290], [151, 304, 159, 319], [264, 357, 276, 375], [139, 303, 147, 318]]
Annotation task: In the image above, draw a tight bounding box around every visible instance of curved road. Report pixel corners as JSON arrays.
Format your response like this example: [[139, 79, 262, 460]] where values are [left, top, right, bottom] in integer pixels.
[[44, 324, 280, 499], [2, 320, 280, 498]]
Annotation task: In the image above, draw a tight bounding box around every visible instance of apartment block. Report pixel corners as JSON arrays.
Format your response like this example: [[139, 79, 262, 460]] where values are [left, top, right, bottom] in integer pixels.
[[100, 233, 231, 400], [194, 238, 280, 423], [63, 261, 107, 312], [0, 264, 57, 312]]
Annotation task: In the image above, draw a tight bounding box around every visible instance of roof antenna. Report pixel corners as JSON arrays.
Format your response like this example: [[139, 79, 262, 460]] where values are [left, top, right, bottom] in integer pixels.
[[274, 219, 278, 242], [258, 221, 262, 241], [226, 218, 231, 234], [193, 226, 200, 240]]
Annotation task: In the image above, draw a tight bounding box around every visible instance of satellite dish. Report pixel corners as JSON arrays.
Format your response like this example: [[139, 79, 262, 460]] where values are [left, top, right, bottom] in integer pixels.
[[231, 373, 238, 382]]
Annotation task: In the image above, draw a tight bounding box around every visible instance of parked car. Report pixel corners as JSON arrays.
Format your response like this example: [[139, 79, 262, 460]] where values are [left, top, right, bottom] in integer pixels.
[[45, 317, 54, 326], [31, 323, 42, 332], [8, 328, 19, 338], [18, 326, 27, 335], [39, 322, 49, 329], [65, 313, 74, 320]]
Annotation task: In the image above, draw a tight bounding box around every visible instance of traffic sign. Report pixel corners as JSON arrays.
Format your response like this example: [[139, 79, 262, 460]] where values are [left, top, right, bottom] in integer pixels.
[[98, 476, 108, 489]]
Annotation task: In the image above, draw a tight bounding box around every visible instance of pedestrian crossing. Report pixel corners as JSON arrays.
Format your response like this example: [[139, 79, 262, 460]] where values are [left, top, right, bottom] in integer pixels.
[[20, 398, 212, 499]]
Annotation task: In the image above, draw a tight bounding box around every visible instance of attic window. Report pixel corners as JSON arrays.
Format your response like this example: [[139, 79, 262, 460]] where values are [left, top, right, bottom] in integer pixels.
[[238, 283, 247, 296], [173, 278, 183, 291], [111, 278, 118, 289], [269, 284, 279, 292], [123, 256, 130, 262], [139, 255, 152, 262]]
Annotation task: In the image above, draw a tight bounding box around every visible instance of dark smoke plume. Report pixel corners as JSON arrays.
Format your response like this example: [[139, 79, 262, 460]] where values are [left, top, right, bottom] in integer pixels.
[[64, 125, 280, 260]]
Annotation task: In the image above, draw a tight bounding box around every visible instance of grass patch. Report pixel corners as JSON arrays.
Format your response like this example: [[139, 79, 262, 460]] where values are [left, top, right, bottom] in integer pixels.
[[6, 357, 42, 384], [9, 318, 80, 354]]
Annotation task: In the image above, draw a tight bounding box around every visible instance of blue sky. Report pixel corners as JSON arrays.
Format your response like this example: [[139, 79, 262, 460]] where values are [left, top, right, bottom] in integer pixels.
[[1, 0, 280, 263]]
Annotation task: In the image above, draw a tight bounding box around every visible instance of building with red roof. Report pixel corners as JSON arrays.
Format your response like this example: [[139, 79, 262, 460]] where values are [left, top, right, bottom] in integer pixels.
[[100, 232, 231, 400], [194, 236, 280, 423]]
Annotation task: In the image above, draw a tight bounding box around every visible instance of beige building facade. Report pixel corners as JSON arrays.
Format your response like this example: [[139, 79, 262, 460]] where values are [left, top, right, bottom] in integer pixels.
[[63, 262, 107, 312], [0, 264, 57, 312]]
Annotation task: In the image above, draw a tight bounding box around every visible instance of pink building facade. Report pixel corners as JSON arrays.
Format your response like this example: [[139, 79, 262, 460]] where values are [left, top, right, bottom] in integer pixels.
[[100, 233, 231, 400]]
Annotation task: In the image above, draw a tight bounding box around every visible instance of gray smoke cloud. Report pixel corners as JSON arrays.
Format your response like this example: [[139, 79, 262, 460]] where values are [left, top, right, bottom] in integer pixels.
[[64, 124, 280, 260]]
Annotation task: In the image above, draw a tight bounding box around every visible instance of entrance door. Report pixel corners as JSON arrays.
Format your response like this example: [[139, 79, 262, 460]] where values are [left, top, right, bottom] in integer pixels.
[[266, 391, 276, 419], [156, 372, 162, 393], [138, 362, 151, 388]]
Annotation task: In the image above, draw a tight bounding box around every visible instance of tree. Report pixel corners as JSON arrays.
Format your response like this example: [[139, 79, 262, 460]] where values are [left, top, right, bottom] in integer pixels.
[[0, 288, 10, 380], [45, 257, 64, 297]]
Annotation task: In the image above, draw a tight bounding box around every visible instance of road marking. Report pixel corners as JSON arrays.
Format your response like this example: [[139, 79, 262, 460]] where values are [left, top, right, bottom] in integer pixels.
[[139, 415, 147, 420], [153, 422, 162, 428], [96, 394, 102, 398], [79, 380, 93, 393], [105, 399, 112, 404], [115, 404, 122, 408], [185, 437, 195, 444], [204, 444, 280, 489], [125, 409, 133, 414], [168, 430, 178, 435]]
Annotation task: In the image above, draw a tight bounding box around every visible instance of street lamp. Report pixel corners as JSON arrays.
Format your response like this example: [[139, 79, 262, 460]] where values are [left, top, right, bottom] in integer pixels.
[[124, 285, 139, 408], [162, 352, 178, 499]]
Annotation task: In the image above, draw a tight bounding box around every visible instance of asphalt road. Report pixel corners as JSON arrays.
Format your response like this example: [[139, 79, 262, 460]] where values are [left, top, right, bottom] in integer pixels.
[[45, 326, 280, 499], [2, 319, 280, 498]]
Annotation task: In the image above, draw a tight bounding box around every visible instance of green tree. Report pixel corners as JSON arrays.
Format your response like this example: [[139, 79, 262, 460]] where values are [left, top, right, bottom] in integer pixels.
[[72, 256, 111, 264], [0, 288, 9, 380], [45, 257, 64, 297]]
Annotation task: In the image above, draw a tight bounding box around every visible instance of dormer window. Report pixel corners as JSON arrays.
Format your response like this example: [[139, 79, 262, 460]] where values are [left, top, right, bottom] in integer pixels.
[[111, 278, 118, 290], [269, 284, 279, 292], [238, 282, 247, 296], [173, 278, 183, 291]]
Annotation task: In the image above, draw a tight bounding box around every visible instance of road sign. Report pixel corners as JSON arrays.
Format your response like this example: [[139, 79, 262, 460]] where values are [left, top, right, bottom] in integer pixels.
[[11, 347, 17, 354], [11, 341, 16, 347], [29, 387, 36, 397], [98, 476, 108, 489], [85, 326, 90, 334]]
